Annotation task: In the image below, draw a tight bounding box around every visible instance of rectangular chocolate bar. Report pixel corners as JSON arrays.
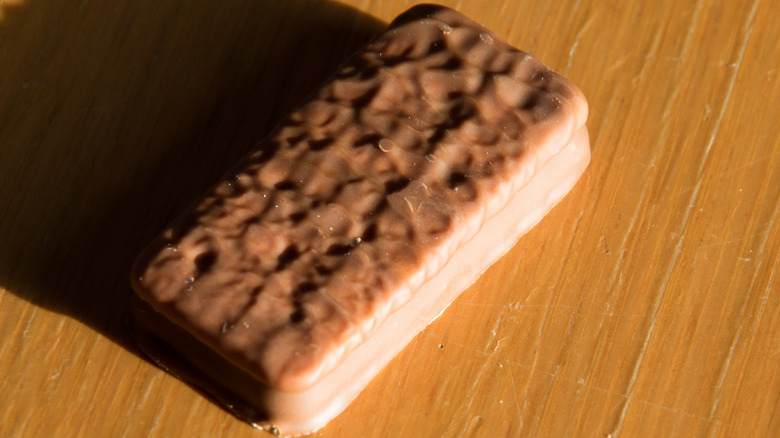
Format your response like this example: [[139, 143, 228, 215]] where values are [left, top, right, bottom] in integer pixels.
[[131, 4, 589, 436]]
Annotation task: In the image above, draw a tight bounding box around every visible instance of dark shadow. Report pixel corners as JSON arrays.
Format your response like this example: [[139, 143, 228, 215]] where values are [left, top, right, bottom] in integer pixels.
[[0, 0, 385, 357]]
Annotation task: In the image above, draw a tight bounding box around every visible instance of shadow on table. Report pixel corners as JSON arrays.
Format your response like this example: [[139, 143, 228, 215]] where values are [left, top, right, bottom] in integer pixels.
[[0, 0, 384, 356]]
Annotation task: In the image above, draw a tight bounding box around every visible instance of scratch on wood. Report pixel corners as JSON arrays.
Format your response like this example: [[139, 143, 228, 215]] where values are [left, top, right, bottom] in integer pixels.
[[424, 331, 488, 358], [507, 368, 523, 432], [709, 194, 778, 433], [589, 80, 621, 155], [513, 217, 584, 432], [457, 368, 489, 437], [138, 374, 159, 405], [685, 149, 780, 190], [606, 0, 708, 434], [461, 415, 481, 437], [563, 298, 585, 340], [454, 301, 503, 308], [695, 228, 770, 250], [566, 0, 584, 22], [147, 398, 164, 438], [568, 375, 738, 429], [41, 317, 67, 363], [610, 0, 760, 435], [19, 306, 38, 340], [563, 12, 596, 75], [708, 330, 740, 420], [609, 53, 631, 73], [661, 0, 705, 121], [695, 1, 758, 179], [601, 236, 611, 255], [484, 312, 506, 354], [15, 411, 33, 438], [530, 365, 560, 436]]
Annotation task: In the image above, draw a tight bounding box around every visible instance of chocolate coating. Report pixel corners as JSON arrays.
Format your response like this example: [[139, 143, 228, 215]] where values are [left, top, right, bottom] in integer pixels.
[[131, 4, 589, 434]]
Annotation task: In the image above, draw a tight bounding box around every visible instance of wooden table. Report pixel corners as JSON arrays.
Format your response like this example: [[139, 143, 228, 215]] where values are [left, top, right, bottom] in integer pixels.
[[2, 0, 778, 436]]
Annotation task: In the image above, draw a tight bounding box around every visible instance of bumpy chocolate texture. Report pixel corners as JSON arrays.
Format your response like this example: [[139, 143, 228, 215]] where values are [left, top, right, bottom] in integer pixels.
[[132, 3, 588, 434]]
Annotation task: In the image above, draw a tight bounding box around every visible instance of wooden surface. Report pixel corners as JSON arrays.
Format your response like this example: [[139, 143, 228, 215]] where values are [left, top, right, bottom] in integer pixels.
[[1, 0, 778, 436]]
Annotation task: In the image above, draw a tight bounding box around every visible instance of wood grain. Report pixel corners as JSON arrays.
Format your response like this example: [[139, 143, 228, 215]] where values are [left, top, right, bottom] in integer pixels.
[[1, 0, 778, 437]]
